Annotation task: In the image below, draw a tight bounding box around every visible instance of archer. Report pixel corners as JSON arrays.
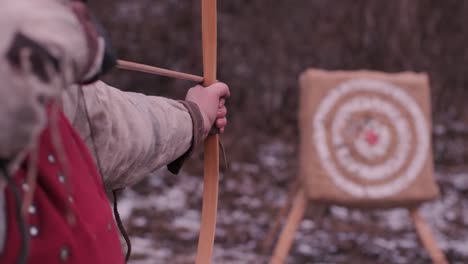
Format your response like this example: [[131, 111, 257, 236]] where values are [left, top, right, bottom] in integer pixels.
[[0, 0, 229, 263]]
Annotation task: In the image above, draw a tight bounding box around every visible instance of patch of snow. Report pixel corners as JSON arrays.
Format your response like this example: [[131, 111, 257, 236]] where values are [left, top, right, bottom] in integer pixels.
[[297, 243, 320, 256], [153, 188, 187, 211], [379, 209, 411, 231], [373, 237, 396, 250], [451, 173, 468, 191], [300, 219, 316, 231], [132, 216, 148, 228], [172, 209, 201, 233], [330, 206, 349, 220], [234, 196, 262, 209]]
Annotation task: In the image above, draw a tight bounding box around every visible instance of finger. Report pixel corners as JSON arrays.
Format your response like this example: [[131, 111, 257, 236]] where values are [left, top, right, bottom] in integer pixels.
[[210, 82, 230, 98], [217, 106, 227, 118], [219, 98, 225, 107], [216, 117, 227, 128]]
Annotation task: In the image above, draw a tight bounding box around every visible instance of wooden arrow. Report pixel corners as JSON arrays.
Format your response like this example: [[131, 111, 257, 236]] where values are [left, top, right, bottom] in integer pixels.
[[117, 60, 203, 83]]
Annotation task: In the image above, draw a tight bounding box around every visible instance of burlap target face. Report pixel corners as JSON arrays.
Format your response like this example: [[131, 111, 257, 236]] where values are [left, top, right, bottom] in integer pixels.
[[299, 70, 439, 208]]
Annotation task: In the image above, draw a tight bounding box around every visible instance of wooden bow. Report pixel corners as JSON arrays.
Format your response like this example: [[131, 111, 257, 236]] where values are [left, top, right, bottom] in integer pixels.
[[196, 1, 219, 263], [117, 1, 220, 263]]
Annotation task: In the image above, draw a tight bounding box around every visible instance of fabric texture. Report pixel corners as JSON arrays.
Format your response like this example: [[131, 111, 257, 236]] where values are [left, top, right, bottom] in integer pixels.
[[61, 81, 195, 191], [0, 108, 125, 264], [168, 100, 205, 174]]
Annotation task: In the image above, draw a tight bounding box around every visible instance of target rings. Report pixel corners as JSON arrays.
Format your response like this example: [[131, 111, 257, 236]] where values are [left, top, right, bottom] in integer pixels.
[[313, 79, 430, 198]]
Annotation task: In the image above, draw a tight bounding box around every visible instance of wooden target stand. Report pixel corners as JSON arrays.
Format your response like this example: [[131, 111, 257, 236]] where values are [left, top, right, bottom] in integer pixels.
[[264, 70, 448, 264], [264, 179, 448, 264]]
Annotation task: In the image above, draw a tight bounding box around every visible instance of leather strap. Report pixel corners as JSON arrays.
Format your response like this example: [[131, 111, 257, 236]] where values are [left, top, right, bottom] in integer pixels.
[[195, 0, 219, 263]]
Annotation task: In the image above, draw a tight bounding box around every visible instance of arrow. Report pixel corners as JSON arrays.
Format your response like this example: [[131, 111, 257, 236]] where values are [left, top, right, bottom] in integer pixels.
[[117, 60, 204, 83]]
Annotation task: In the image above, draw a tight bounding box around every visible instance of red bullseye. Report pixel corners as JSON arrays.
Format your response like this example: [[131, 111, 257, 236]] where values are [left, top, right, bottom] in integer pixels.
[[365, 130, 379, 146]]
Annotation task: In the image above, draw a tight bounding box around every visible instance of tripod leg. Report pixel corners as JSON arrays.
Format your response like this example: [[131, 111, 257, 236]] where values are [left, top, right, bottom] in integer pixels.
[[261, 180, 300, 254], [409, 208, 448, 264], [269, 188, 307, 264]]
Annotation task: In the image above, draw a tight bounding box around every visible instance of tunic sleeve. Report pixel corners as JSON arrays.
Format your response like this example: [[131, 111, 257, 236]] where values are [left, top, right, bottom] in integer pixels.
[[62, 81, 204, 190]]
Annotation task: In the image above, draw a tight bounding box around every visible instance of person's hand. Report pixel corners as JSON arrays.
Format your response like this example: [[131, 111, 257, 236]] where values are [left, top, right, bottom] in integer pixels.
[[185, 83, 230, 138]]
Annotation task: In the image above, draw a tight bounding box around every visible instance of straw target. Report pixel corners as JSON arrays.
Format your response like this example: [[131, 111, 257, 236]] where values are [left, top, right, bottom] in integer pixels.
[[313, 79, 430, 198]]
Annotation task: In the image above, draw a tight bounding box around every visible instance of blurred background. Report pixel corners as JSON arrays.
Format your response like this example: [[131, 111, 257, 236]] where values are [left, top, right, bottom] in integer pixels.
[[90, 1, 468, 263]]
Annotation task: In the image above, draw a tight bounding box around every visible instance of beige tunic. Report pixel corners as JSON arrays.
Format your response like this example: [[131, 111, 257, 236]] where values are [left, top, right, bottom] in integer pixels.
[[63, 81, 194, 190]]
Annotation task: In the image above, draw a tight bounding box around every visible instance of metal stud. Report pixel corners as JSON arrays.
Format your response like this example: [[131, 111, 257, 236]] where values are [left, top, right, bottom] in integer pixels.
[[28, 205, 37, 215], [68, 196, 74, 203], [29, 226, 39, 237], [58, 174, 65, 184], [59, 246, 70, 261], [48, 154, 56, 164], [22, 183, 29, 192]]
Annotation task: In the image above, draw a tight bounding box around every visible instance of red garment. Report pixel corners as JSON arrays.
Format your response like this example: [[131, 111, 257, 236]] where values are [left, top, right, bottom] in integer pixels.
[[1, 110, 125, 264]]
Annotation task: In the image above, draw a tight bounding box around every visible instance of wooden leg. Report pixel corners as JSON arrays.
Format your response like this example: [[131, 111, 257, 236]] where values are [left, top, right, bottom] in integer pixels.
[[269, 188, 307, 264], [409, 208, 448, 264], [261, 180, 300, 254]]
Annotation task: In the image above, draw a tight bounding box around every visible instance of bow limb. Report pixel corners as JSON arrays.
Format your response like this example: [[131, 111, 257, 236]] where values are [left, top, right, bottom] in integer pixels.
[[195, 0, 218, 263]]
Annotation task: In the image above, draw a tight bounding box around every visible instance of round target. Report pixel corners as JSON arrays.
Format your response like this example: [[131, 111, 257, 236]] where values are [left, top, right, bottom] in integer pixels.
[[313, 79, 430, 198]]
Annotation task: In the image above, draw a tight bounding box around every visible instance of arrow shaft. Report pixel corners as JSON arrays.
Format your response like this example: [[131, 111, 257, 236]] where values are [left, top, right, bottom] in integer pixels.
[[117, 60, 204, 83]]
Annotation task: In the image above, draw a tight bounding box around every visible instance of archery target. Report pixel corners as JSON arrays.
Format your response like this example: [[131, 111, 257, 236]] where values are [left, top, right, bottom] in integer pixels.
[[314, 79, 428, 198], [299, 70, 439, 207]]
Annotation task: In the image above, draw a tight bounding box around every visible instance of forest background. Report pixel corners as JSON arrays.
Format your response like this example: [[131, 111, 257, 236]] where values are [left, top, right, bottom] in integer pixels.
[[89, 1, 468, 263]]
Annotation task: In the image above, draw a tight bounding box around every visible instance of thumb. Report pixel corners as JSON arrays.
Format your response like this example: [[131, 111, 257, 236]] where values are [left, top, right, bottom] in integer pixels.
[[209, 82, 230, 98]]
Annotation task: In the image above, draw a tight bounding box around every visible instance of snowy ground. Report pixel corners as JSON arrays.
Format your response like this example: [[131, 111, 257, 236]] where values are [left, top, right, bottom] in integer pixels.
[[117, 141, 468, 264]]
